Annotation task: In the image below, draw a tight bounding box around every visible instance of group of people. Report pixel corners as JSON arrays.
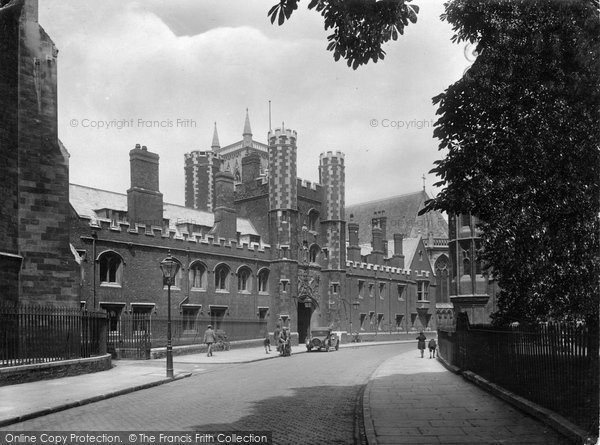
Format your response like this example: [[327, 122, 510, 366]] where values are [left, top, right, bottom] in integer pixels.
[[264, 325, 291, 356], [205, 324, 437, 359], [203, 324, 292, 357], [416, 331, 437, 358]]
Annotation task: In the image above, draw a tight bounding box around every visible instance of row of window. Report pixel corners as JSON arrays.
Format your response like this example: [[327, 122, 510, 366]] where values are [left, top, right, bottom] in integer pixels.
[[356, 280, 429, 301], [356, 312, 430, 330], [98, 251, 269, 293]]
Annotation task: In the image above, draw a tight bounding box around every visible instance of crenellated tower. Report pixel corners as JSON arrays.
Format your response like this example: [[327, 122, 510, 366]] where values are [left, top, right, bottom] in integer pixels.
[[319, 151, 346, 270], [184, 123, 222, 211], [268, 126, 298, 254]]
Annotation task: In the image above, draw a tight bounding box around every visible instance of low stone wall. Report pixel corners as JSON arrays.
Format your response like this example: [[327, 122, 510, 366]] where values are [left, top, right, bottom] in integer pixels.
[[148, 335, 300, 360], [0, 354, 112, 386]]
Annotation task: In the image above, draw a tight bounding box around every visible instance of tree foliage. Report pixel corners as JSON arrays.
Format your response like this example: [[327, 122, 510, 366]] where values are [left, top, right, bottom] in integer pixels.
[[268, 0, 419, 69], [273, 0, 600, 325], [421, 0, 600, 325]]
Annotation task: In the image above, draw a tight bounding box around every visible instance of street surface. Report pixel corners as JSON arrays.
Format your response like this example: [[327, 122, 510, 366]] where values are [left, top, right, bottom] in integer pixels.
[[2, 344, 407, 444], [1, 344, 570, 444]]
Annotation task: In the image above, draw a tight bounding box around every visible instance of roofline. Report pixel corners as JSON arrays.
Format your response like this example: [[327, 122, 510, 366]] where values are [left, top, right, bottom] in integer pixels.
[[346, 190, 428, 208]]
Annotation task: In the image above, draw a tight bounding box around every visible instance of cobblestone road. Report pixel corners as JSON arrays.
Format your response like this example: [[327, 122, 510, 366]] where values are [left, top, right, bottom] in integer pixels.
[[2, 344, 409, 444]]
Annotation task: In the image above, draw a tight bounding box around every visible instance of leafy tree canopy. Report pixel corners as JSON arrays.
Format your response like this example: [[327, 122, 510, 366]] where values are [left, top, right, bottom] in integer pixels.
[[273, 0, 600, 325], [268, 0, 419, 69], [421, 0, 600, 325]]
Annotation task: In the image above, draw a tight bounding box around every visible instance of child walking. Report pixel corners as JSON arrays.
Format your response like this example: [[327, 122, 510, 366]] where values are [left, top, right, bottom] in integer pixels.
[[263, 331, 271, 354], [428, 338, 437, 358]]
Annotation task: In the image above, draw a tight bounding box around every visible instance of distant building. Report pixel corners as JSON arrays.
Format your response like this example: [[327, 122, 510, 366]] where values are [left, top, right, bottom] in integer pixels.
[[68, 115, 452, 342]]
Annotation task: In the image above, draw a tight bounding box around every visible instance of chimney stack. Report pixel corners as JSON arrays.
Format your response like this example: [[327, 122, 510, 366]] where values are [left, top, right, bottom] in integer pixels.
[[127, 144, 163, 226], [370, 227, 384, 265], [347, 222, 361, 262], [208, 171, 237, 240], [391, 233, 405, 268]]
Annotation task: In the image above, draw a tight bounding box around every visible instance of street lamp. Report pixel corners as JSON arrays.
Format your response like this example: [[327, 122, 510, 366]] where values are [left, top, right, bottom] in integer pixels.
[[350, 299, 360, 334], [160, 251, 180, 378]]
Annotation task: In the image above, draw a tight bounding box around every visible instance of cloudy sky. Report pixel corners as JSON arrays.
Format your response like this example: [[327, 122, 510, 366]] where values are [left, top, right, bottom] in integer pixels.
[[39, 0, 470, 206]]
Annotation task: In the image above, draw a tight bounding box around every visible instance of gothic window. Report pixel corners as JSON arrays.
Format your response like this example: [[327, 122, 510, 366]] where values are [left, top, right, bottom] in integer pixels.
[[258, 269, 269, 293], [435, 255, 450, 302], [475, 241, 483, 274], [182, 306, 200, 332], [234, 169, 241, 182], [189, 262, 207, 290], [462, 249, 471, 276], [309, 244, 320, 263], [397, 284, 406, 301], [359, 313, 367, 330], [98, 251, 123, 286], [214, 264, 230, 291], [131, 304, 153, 332], [358, 280, 365, 299], [379, 283, 386, 299], [308, 210, 319, 231], [417, 281, 429, 301], [369, 283, 374, 298], [100, 303, 125, 332], [237, 266, 252, 292]]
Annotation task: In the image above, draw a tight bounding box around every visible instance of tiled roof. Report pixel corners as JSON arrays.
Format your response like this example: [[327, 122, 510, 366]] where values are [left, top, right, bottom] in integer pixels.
[[69, 184, 259, 236], [346, 190, 448, 245]]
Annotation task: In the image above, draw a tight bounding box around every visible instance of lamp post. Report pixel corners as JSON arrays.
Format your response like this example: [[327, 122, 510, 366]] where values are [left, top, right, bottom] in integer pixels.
[[160, 252, 180, 378]]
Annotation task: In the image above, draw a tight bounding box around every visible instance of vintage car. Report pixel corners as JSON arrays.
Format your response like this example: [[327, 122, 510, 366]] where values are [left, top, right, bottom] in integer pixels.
[[305, 327, 339, 352]]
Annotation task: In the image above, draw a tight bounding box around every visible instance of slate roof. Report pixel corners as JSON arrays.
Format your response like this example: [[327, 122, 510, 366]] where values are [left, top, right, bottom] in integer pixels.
[[346, 190, 448, 245], [69, 184, 259, 236]]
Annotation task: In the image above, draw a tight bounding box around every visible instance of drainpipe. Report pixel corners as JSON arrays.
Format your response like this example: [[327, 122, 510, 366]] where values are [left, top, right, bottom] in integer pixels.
[[91, 227, 99, 309]]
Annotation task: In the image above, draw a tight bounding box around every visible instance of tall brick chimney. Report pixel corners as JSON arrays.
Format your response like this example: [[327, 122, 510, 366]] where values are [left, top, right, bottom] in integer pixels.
[[391, 233, 405, 268], [347, 222, 361, 262], [209, 171, 237, 240], [127, 144, 163, 226], [370, 227, 384, 265]]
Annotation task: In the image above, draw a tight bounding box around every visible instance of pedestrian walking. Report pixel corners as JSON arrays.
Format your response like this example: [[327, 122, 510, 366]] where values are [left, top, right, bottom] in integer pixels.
[[203, 324, 216, 357], [416, 331, 427, 358], [263, 331, 271, 354], [428, 337, 437, 358]]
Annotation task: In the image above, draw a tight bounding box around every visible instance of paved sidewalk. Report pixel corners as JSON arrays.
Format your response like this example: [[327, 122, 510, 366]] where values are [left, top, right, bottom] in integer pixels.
[[0, 340, 407, 428], [363, 350, 571, 444]]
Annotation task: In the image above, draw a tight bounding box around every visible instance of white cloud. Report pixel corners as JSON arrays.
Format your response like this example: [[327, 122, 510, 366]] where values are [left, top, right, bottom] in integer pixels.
[[39, 0, 469, 206]]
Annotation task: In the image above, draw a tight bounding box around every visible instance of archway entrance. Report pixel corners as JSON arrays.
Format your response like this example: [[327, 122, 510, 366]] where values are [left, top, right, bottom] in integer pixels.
[[297, 301, 313, 343]]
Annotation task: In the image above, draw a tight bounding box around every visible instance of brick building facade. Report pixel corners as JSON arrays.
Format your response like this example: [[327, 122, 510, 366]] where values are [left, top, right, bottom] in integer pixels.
[[1, 0, 467, 346], [69, 116, 451, 342]]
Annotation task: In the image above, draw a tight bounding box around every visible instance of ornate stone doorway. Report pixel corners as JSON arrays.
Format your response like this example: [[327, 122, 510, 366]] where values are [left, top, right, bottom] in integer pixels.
[[297, 301, 312, 343]]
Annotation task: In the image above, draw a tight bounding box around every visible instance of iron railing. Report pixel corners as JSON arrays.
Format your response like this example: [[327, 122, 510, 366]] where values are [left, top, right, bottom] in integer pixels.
[[107, 313, 267, 358], [0, 302, 107, 367], [438, 322, 599, 436]]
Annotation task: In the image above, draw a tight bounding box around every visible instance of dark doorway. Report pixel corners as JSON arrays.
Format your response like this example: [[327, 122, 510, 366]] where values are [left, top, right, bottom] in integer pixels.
[[297, 302, 312, 343]]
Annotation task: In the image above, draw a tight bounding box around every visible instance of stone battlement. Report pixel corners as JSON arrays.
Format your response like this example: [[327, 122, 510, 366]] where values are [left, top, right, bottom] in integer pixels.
[[345, 260, 411, 277], [268, 128, 297, 143], [84, 217, 271, 256], [320, 150, 345, 161]]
